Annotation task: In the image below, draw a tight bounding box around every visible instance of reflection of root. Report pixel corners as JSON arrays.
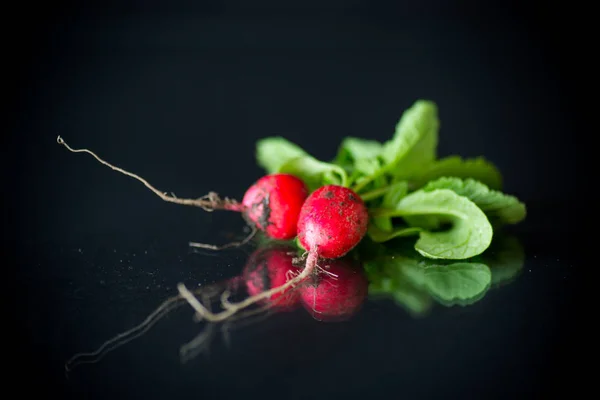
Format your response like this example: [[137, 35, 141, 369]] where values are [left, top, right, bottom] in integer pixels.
[[189, 226, 258, 251], [179, 302, 277, 364], [177, 251, 317, 323], [64, 285, 217, 374], [180, 323, 216, 363], [64, 293, 183, 374], [317, 265, 339, 280]]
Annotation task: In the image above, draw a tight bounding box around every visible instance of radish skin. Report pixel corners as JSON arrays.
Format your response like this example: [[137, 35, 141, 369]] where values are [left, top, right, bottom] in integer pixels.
[[297, 185, 369, 259]]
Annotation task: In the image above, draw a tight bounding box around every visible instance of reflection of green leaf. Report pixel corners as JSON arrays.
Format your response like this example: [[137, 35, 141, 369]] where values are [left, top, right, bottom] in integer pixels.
[[391, 282, 433, 317], [422, 177, 526, 225], [480, 235, 525, 286], [372, 189, 493, 260], [422, 263, 491, 305], [367, 258, 433, 317], [412, 156, 503, 191], [361, 236, 523, 314]]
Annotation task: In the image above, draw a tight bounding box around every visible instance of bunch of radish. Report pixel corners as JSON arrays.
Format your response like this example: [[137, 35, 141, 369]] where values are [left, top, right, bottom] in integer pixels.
[[57, 137, 370, 322], [57, 99, 526, 324]]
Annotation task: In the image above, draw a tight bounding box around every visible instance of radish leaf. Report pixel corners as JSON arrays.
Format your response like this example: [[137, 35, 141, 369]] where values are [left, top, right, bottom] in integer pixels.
[[334, 137, 383, 168], [352, 100, 439, 192], [422, 177, 526, 225], [256, 136, 309, 174], [412, 155, 503, 190], [371, 189, 493, 259], [278, 156, 348, 191], [371, 180, 409, 232], [380, 99, 439, 179]]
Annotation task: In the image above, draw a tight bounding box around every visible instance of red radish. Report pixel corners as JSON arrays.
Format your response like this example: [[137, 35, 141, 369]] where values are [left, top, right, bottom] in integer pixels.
[[297, 185, 369, 259], [300, 256, 368, 322], [241, 174, 309, 240], [56, 137, 309, 244], [242, 245, 304, 311]]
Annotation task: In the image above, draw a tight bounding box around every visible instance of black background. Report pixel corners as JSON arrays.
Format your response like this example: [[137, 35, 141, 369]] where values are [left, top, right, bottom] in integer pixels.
[[8, 1, 579, 399]]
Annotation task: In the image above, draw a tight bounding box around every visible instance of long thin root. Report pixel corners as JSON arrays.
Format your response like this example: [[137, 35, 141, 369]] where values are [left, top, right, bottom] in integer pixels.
[[56, 136, 244, 212]]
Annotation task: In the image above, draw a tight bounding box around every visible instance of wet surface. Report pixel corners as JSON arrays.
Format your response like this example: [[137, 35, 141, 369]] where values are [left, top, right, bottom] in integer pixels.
[[11, 3, 578, 399]]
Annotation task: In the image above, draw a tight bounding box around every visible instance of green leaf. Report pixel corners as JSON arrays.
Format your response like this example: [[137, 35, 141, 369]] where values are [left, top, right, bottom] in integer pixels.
[[422, 262, 491, 305], [371, 180, 409, 232], [412, 156, 503, 191], [381, 100, 439, 179], [256, 137, 309, 174], [278, 156, 348, 191], [372, 189, 493, 259], [352, 100, 439, 193], [367, 225, 422, 242], [334, 137, 383, 167], [333, 137, 384, 187], [422, 177, 526, 225]]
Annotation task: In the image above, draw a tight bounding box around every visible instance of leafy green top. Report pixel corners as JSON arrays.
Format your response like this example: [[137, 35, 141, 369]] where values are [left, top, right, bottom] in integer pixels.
[[255, 99, 526, 260]]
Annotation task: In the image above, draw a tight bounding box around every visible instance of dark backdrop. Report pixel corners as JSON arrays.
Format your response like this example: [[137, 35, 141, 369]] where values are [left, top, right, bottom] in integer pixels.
[[7, 1, 579, 399]]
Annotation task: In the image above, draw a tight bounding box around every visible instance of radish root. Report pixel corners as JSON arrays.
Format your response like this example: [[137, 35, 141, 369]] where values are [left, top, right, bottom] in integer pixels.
[[178, 250, 319, 322], [56, 136, 244, 212], [188, 225, 258, 251]]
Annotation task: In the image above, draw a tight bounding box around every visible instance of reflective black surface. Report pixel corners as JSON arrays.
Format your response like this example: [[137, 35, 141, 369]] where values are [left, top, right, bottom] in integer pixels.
[[12, 3, 578, 399]]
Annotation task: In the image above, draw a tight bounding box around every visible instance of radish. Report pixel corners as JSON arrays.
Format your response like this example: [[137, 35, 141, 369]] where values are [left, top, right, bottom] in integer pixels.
[[56, 137, 309, 245], [300, 256, 368, 322], [297, 185, 369, 259], [243, 245, 304, 311], [241, 174, 308, 241]]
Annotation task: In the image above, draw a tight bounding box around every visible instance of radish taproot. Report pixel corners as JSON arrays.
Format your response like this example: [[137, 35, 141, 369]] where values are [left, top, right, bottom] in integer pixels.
[[300, 256, 368, 322], [243, 245, 305, 311], [56, 136, 309, 245]]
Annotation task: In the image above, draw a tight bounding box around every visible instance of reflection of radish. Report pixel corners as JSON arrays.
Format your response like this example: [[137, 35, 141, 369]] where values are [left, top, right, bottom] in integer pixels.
[[300, 257, 368, 322], [243, 246, 304, 311]]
